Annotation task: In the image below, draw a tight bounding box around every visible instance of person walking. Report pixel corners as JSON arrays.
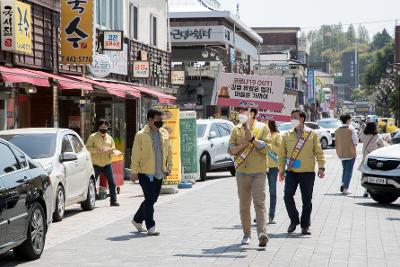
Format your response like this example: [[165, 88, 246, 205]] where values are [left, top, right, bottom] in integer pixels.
[[358, 122, 384, 197], [229, 108, 272, 247], [279, 109, 326, 235], [130, 109, 173, 236], [335, 114, 358, 195], [359, 117, 371, 141], [266, 120, 282, 224], [86, 119, 120, 207]]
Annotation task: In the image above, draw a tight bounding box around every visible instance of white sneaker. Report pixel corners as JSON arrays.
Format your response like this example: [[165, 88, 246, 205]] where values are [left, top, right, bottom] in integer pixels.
[[241, 235, 251, 245], [343, 189, 352, 195], [147, 226, 160, 236], [131, 219, 147, 233]]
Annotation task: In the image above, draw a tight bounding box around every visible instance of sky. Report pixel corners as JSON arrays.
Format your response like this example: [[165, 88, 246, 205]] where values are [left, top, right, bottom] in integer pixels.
[[221, 0, 400, 36]]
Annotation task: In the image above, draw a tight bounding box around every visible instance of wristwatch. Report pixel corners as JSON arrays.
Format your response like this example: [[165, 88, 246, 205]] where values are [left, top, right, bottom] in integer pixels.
[[319, 168, 325, 171]]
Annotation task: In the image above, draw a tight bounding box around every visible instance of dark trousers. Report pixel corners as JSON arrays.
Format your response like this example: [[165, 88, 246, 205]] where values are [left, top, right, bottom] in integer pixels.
[[283, 171, 315, 228], [267, 167, 278, 219], [94, 164, 117, 203], [134, 174, 162, 229]]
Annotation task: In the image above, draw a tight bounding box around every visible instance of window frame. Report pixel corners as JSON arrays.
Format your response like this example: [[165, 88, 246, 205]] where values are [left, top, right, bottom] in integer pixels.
[[0, 142, 26, 178], [129, 2, 139, 40], [150, 14, 157, 47], [61, 135, 74, 154], [96, 0, 123, 30]]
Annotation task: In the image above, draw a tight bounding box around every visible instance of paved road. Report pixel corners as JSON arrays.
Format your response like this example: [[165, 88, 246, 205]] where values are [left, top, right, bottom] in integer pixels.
[[1, 147, 400, 266]]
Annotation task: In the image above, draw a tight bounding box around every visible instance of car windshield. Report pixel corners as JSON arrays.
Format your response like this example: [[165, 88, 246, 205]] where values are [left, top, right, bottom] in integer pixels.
[[318, 120, 341, 129], [0, 133, 57, 159], [278, 123, 292, 131], [197, 124, 207, 138]]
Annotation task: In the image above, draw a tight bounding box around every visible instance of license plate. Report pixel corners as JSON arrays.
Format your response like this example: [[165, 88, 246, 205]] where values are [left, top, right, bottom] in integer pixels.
[[367, 177, 387, 185]]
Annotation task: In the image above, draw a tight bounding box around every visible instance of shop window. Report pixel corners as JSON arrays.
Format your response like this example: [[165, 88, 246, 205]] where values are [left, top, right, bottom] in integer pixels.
[[129, 2, 138, 40], [96, 0, 123, 30]]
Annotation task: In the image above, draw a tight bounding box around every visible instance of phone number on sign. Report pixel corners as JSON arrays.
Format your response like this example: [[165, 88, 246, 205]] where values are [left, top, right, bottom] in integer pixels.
[[61, 56, 93, 64]]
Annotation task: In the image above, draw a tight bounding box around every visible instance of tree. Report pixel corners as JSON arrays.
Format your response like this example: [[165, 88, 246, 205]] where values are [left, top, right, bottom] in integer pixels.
[[346, 24, 356, 45], [358, 25, 370, 44], [363, 41, 395, 87], [371, 29, 392, 50]]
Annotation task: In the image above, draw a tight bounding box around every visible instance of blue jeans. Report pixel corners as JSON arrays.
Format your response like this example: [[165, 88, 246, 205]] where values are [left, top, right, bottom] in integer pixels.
[[341, 159, 355, 189], [267, 168, 278, 219], [94, 164, 117, 203], [134, 174, 163, 229], [284, 171, 315, 228]]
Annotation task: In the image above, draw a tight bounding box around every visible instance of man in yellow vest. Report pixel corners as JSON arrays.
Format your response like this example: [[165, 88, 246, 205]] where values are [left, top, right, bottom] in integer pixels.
[[229, 108, 272, 247], [279, 109, 326, 235]]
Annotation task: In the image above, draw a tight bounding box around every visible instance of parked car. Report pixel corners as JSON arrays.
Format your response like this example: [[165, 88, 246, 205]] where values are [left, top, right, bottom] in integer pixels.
[[197, 119, 235, 180], [317, 118, 342, 146], [0, 138, 52, 260], [305, 122, 333, 149], [0, 128, 96, 222], [360, 144, 400, 204], [390, 130, 400, 144]]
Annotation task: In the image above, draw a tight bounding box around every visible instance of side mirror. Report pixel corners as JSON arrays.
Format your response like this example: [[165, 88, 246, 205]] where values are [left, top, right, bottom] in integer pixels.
[[209, 131, 217, 139], [60, 152, 77, 163]]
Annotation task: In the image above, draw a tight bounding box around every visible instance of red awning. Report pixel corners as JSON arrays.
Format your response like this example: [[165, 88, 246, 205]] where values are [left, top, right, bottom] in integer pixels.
[[131, 86, 176, 104], [0, 65, 50, 87], [100, 82, 140, 98], [24, 69, 93, 91]]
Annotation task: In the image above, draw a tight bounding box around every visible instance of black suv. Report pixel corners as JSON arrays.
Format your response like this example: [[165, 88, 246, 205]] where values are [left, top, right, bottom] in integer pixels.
[[0, 138, 52, 260]]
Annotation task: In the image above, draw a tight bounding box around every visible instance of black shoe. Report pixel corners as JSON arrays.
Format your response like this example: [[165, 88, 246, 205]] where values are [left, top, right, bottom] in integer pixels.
[[110, 202, 120, 207], [301, 227, 311, 235], [340, 186, 344, 193], [287, 222, 299, 233]]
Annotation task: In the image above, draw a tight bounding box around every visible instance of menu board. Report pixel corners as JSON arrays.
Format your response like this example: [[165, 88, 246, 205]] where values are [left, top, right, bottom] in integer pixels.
[[180, 111, 199, 181]]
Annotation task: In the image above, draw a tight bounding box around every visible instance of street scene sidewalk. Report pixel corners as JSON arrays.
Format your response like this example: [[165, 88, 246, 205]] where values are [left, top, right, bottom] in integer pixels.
[[1, 148, 399, 267]]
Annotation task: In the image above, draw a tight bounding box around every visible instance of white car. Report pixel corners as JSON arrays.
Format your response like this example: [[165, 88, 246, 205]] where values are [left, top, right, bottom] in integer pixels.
[[0, 128, 96, 222], [317, 118, 342, 146], [360, 144, 400, 205], [197, 119, 235, 181], [305, 122, 333, 149]]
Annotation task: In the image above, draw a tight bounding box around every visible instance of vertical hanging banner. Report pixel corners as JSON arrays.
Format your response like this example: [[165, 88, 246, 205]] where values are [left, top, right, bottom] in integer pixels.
[[0, 0, 32, 54], [153, 105, 181, 186], [60, 0, 93, 65], [180, 111, 199, 182], [307, 69, 315, 103]]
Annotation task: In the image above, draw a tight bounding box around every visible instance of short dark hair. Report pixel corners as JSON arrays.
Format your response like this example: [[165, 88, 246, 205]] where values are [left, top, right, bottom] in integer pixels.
[[340, 113, 352, 124], [291, 109, 306, 121], [147, 109, 163, 121], [250, 108, 258, 116], [268, 120, 279, 133], [96, 119, 109, 129], [364, 122, 378, 135]]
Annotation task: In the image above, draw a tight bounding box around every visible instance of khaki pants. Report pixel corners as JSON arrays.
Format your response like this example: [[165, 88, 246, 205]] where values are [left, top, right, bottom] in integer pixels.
[[236, 173, 267, 237]]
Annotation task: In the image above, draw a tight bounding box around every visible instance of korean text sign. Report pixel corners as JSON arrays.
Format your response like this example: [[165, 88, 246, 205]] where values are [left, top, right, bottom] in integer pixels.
[[60, 0, 93, 65], [180, 111, 198, 181], [258, 94, 296, 123], [0, 0, 32, 54], [214, 73, 285, 111], [133, 61, 150, 78]]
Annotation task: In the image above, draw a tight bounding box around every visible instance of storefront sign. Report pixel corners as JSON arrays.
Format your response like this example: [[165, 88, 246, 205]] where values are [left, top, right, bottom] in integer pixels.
[[133, 61, 150, 78], [104, 43, 128, 75], [103, 30, 123, 51], [88, 54, 112, 78], [170, 25, 234, 45], [0, 0, 32, 54], [60, 0, 93, 65], [180, 111, 198, 181], [153, 105, 181, 186], [258, 95, 296, 123], [171, 71, 185, 85], [213, 73, 285, 110]]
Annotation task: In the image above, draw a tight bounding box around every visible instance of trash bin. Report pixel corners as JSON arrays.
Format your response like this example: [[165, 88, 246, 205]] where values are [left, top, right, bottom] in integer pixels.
[[100, 154, 124, 194]]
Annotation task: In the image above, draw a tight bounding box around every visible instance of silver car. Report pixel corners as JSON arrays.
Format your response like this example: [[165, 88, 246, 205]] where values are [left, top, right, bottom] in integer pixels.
[[197, 119, 235, 180], [0, 128, 96, 222]]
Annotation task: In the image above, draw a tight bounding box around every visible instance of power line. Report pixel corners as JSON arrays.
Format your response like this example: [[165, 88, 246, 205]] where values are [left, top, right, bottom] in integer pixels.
[[301, 19, 399, 30]]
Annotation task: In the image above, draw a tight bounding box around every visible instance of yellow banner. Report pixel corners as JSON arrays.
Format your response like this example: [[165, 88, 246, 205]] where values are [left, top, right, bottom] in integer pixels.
[[60, 0, 93, 65], [154, 105, 181, 186]]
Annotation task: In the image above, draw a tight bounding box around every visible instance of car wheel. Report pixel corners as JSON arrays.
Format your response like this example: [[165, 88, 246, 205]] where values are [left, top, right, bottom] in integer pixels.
[[53, 186, 65, 222], [200, 154, 208, 181], [81, 178, 96, 211], [14, 203, 46, 260], [370, 192, 398, 205], [229, 166, 236, 177], [320, 137, 328, 150]]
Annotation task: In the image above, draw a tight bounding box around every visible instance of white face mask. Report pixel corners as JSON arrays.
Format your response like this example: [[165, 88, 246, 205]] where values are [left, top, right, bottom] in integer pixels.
[[291, 119, 300, 128], [239, 114, 249, 124]]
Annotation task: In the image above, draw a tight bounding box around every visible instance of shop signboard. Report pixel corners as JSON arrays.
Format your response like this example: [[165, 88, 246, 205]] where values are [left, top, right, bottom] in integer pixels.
[[0, 0, 32, 54], [171, 71, 185, 85], [133, 61, 150, 78], [258, 94, 296, 123], [88, 54, 112, 78], [170, 25, 233, 46], [104, 43, 128, 75], [153, 105, 181, 186], [213, 72, 285, 111], [103, 30, 123, 51], [180, 111, 199, 181], [60, 0, 93, 65]]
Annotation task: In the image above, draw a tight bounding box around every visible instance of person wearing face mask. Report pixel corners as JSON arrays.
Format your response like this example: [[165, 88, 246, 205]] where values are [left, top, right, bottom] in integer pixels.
[[278, 109, 326, 235], [86, 119, 120, 206], [130, 109, 173, 236], [229, 108, 272, 247]]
